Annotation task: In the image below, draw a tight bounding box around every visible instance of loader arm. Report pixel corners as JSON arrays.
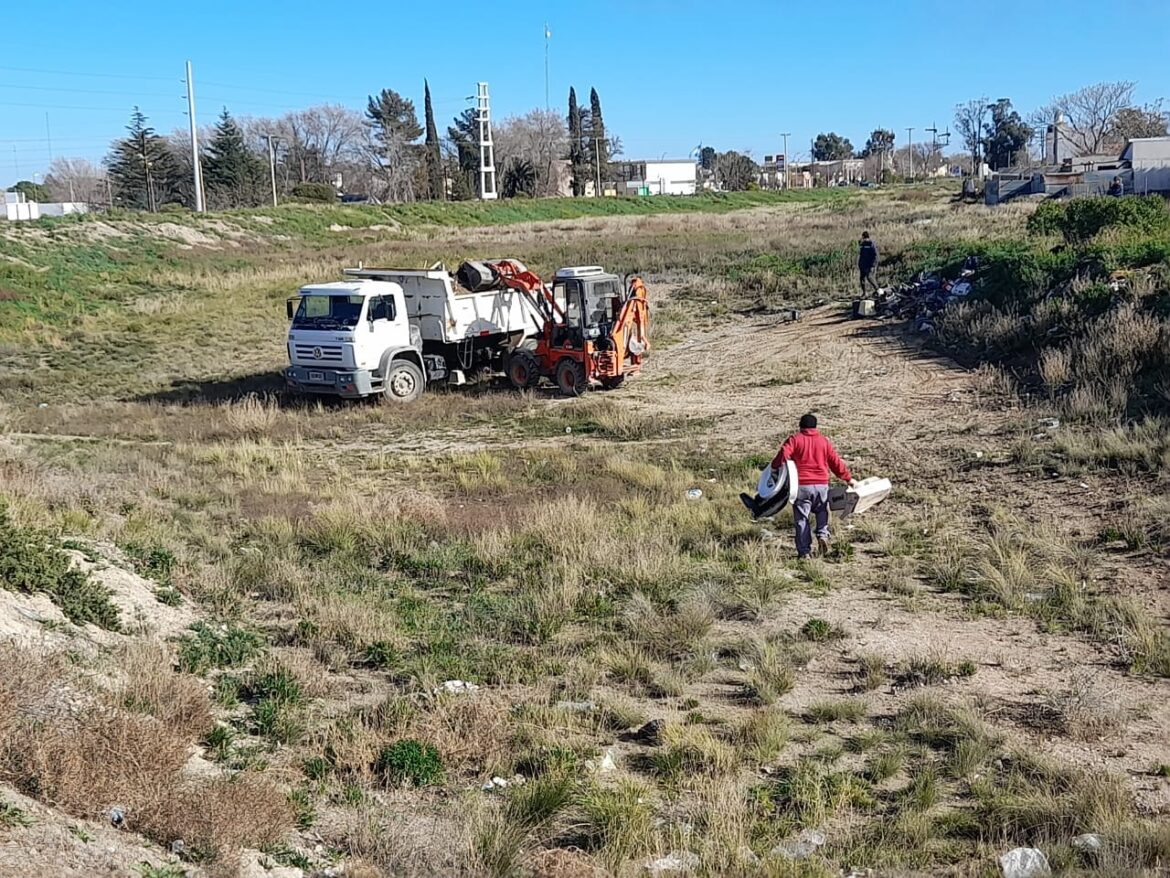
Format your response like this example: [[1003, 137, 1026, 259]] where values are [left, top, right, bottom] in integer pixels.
[[610, 276, 651, 364]]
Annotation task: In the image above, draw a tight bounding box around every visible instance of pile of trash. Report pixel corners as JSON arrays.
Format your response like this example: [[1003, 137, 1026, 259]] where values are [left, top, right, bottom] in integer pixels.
[[857, 255, 980, 333]]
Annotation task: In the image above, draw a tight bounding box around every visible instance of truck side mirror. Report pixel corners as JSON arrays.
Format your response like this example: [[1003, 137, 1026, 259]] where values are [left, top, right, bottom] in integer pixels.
[[286, 299, 294, 319]]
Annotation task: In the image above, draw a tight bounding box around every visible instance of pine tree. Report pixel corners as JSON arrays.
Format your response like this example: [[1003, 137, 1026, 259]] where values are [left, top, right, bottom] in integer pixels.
[[567, 87, 588, 196], [423, 80, 444, 201], [203, 109, 266, 208], [366, 88, 423, 201], [447, 108, 479, 199], [105, 107, 181, 211], [587, 88, 608, 190]]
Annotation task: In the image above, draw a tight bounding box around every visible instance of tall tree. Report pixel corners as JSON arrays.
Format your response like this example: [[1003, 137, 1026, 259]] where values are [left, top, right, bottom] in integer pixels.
[[493, 109, 568, 197], [587, 88, 608, 189], [366, 88, 423, 201], [204, 109, 267, 208], [7, 181, 51, 202], [44, 157, 106, 204], [1109, 101, 1169, 145], [447, 107, 479, 200], [713, 151, 758, 191], [423, 80, 444, 201], [811, 132, 854, 161], [698, 146, 716, 170], [105, 107, 181, 211], [982, 98, 1033, 170], [1032, 81, 1136, 155], [954, 97, 990, 173], [860, 129, 895, 158], [567, 87, 589, 196]]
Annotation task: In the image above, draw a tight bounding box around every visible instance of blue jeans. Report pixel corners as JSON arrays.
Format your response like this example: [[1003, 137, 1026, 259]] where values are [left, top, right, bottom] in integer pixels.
[[794, 484, 830, 557]]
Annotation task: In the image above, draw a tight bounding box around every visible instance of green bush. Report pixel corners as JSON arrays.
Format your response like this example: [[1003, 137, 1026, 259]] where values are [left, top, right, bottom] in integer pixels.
[[176, 621, 262, 674], [376, 739, 444, 786], [290, 183, 338, 203], [1028, 195, 1170, 244], [0, 503, 121, 630]]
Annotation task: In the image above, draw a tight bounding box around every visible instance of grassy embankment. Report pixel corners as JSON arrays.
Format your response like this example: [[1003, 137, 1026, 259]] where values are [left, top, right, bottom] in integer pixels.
[[1, 188, 1169, 875]]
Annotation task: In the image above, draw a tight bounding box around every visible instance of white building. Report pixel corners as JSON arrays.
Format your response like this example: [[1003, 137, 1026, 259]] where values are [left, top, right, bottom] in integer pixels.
[[614, 160, 697, 196], [3, 190, 88, 221], [1122, 137, 1170, 194]]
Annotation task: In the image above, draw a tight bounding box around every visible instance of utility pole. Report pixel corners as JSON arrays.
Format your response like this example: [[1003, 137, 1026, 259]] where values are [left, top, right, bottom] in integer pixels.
[[185, 60, 205, 212], [476, 82, 498, 200], [264, 134, 280, 207], [926, 122, 938, 175], [780, 132, 791, 189], [544, 24, 551, 112], [906, 127, 914, 179]]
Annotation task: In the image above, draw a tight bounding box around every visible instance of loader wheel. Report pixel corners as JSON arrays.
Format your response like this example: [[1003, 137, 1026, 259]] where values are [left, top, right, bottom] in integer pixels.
[[600, 375, 626, 391], [507, 350, 541, 390], [383, 360, 424, 404], [555, 358, 589, 397]]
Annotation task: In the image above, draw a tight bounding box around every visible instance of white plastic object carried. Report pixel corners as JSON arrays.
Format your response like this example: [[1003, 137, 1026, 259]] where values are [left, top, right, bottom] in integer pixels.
[[758, 461, 799, 503], [840, 477, 892, 517]]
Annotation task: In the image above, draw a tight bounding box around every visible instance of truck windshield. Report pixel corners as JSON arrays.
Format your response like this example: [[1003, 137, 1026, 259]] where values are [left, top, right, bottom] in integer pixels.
[[293, 295, 364, 329]]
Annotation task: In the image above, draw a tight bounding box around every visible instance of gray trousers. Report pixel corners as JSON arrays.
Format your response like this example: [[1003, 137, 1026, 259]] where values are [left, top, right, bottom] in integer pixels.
[[793, 484, 830, 557]]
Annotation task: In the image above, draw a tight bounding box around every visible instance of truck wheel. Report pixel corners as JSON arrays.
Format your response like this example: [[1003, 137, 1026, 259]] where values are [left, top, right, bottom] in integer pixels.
[[600, 375, 626, 391], [507, 350, 541, 389], [555, 358, 589, 397], [383, 360, 424, 404]]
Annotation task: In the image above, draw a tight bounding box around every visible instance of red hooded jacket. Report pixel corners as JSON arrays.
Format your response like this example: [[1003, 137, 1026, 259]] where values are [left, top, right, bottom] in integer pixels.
[[771, 428, 852, 486]]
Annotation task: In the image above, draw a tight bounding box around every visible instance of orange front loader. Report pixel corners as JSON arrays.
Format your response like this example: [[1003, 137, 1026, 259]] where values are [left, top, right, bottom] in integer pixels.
[[475, 261, 650, 396]]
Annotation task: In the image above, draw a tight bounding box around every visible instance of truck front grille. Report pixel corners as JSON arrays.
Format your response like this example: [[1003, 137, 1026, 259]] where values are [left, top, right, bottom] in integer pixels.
[[294, 344, 344, 363]]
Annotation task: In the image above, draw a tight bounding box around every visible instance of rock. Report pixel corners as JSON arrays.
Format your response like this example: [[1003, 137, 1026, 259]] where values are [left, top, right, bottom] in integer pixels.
[[628, 719, 666, 746], [999, 847, 1051, 878], [643, 851, 699, 875], [1072, 834, 1102, 853], [434, 680, 479, 695], [771, 828, 826, 861]]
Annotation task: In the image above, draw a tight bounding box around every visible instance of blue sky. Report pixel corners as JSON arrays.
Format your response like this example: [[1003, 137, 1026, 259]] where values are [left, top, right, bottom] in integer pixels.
[[2, 0, 1168, 185]]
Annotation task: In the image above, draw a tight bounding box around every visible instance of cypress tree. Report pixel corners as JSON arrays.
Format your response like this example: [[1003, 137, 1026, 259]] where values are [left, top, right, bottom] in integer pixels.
[[588, 88, 608, 188], [568, 87, 587, 196], [423, 80, 444, 200]]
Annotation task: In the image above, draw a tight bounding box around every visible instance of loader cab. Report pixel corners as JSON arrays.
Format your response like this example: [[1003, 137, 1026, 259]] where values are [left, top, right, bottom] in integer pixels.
[[552, 266, 623, 347]]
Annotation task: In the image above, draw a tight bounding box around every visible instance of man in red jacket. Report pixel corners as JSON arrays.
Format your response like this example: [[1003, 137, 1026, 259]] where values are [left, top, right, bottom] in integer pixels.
[[770, 413, 856, 559]]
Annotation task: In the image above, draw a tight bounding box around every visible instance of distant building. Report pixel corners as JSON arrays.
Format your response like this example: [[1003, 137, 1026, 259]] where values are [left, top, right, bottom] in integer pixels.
[[610, 160, 697, 196], [985, 136, 1170, 204], [3, 190, 89, 221], [1123, 137, 1170, 194]]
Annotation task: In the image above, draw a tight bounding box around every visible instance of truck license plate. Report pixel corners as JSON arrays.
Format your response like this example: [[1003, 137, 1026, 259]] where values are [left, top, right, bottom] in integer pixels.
[[308, 370, 325, 382]]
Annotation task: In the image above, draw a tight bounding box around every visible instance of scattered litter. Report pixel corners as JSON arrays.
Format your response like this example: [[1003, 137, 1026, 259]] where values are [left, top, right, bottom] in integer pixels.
[[1079, 482, 1090, 489], [856, 259, 980, 331], [1072, 834, 1102, 853], [555, 700, 596, 713], [587, 748, 617, 774], [685, 488, 703, 500], [170, 840, 185, 855], [1038, 417, 1061, 429], [37, 402, 48, 409], [643, 851, 699, 875], [972, 451, 984, 459], [999, 847, 1051, 878], [565, 426, 572, 434], [482, 776, 511, 791], [771, 828, 826, 861], [108, 806, 125, 828], [435, 680, 479, 695]]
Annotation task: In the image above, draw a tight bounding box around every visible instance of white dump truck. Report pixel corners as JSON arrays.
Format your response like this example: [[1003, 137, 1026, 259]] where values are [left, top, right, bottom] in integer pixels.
[[283, 264, 544, 402]]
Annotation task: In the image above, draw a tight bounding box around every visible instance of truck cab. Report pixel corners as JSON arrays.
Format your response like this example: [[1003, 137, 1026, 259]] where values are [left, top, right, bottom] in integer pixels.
[[284, 280, 428, 402]]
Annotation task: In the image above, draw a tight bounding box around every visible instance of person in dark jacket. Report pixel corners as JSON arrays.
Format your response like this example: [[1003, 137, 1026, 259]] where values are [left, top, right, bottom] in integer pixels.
[[858, 231, 879, 294], [1107, 176, 1124, 197]]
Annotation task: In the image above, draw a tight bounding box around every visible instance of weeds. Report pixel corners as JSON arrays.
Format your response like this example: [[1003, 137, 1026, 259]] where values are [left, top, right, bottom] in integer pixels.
[[176, 622, 263, 674], [376, 740, 445, 787]]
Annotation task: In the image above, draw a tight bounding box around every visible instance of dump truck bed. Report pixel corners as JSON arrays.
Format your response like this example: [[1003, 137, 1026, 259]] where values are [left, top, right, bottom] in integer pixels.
[[343, 268, 541, 344]]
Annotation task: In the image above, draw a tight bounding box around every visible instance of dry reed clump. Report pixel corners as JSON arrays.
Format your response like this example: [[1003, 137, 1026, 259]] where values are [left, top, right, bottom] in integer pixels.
[[114, 642, 213, 739], [0, 642, 291, 863]]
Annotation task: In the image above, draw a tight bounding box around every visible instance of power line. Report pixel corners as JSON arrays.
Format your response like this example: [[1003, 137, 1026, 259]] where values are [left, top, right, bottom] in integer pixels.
[[0, 64, 173, 82], [0, 82, 180, 98]]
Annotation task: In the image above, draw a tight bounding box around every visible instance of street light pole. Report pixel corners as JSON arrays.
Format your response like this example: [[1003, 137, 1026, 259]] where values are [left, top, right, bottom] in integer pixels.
[[780, 132, 790, 189], [264, 134, 280, 207]]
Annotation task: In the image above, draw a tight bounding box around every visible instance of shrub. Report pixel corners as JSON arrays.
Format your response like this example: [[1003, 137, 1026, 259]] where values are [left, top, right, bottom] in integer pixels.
[[376, 739, 444, 786], [290, 182, 337, 203], [0, 503, 120, 630], [176, 622, 262, 674], [1028, 195, 1170, 244]]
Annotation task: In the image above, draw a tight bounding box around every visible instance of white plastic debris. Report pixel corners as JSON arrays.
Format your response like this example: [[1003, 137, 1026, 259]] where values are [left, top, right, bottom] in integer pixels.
[[771, 828, 826, 861], [555, 700, 596, 713], [481, 776, 510, 791], [1072, 834, 1102, 853], [1038, 417, 1061, 429], [587, 748, 617, 774], [999, 847, 1051, 878], [685, 488, 703, 500], [643, 851, 699, 875], [435, 680, 479, 695]]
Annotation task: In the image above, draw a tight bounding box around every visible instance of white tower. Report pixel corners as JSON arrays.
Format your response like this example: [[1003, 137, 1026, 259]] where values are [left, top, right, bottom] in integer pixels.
[[477, 82, 498, 200]]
